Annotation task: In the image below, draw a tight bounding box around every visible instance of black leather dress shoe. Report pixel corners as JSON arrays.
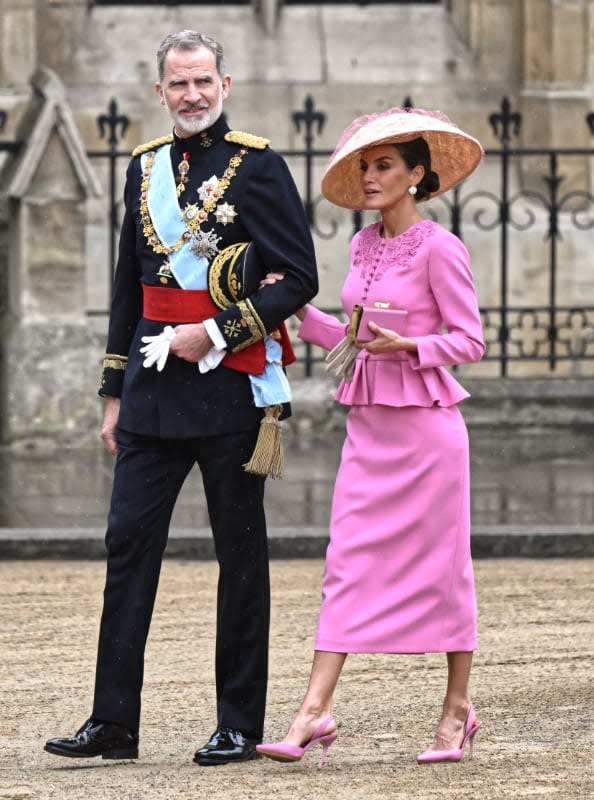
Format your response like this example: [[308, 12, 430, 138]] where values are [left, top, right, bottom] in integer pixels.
[[44, 718, 139, 759], [193, 727, 261, 766]]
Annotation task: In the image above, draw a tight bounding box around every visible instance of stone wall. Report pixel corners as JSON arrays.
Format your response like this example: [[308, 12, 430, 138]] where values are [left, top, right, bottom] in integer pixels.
[[285, 374, 594, 438], [0, 66, 102, 444], [0, 0, 593, 444]]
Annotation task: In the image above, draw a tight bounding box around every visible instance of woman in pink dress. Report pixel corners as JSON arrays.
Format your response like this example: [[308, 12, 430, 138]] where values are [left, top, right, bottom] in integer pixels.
[[257, 108, 485, 767]]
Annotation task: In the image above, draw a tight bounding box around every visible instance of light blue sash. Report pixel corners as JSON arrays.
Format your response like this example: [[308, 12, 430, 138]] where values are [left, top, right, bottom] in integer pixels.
[[142, 145, 208, 289], [251, 338, 292, 406], [141, 144, 291, 407]]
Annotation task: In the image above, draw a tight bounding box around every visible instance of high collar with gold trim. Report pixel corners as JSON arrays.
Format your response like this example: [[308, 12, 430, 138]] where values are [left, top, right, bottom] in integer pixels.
[[172, 116, 230, 157]]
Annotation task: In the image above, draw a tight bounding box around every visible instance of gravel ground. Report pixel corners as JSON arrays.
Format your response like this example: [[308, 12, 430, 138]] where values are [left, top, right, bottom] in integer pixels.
[[1, 558, 592, 800]]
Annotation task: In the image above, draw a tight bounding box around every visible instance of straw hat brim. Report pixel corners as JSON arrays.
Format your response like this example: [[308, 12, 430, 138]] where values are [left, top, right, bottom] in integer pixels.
[[321, 111, 483, 210]]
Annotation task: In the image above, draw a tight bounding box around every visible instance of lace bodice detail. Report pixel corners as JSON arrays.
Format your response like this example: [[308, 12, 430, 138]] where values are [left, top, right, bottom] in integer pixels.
[[351, 219, 437, 292], [299, 219, 485, 409]]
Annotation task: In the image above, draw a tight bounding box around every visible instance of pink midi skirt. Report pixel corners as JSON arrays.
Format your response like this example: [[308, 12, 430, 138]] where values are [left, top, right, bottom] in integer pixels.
[[315, 403, 477, 654]]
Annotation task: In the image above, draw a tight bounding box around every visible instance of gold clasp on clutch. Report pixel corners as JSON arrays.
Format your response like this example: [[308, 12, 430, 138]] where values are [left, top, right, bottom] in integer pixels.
[[347, 304, 364, 340]]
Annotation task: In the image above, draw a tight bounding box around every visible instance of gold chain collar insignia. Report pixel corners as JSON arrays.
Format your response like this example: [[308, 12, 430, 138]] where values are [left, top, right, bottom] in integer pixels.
[[140, 147, 247, 256]]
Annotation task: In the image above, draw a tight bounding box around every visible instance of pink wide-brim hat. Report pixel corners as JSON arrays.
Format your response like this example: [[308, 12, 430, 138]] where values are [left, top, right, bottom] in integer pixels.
[[321, 107, 484, 210]]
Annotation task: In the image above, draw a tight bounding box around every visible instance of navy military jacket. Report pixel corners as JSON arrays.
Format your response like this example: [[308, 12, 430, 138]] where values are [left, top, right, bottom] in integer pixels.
[[99, 116, 318, 438]]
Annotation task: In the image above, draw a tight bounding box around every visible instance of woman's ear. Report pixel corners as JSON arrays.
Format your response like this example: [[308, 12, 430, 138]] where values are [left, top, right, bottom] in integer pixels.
[[411, 164, 425, 184]]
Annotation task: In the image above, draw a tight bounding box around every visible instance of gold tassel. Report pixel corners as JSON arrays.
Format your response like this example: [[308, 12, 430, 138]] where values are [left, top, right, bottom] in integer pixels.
[[243, 404, 284, 478]]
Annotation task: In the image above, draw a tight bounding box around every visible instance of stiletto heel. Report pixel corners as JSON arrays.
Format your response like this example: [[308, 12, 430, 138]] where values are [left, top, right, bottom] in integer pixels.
[[317, 732, 337, 769], [468, 729, 477, 760], [416, 705, 481, 764], [257, 715, 338, 769]]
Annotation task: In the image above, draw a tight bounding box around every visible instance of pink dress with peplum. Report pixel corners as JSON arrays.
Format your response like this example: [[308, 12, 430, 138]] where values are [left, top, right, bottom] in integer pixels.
[[298, 219, 485, 653]]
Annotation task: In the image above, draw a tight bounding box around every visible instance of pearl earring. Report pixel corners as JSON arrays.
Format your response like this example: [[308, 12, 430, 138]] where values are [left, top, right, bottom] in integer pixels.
[[408, 185, 418, 196]]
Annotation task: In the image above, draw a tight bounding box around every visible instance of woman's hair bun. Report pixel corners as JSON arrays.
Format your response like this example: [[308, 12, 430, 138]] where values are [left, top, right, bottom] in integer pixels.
[[416, 171, 440, 200], [424, 171, 440, 194], [394, 138, 440, 199]]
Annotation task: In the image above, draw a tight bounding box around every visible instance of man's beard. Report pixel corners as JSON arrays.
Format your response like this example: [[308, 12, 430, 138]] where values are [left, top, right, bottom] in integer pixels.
[[169, 96, 223, 137]]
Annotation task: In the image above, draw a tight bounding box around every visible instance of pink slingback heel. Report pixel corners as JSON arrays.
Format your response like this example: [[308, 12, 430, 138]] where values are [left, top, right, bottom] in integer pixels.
[[416, 704, 482, 764], [256, 715, 338, 769]]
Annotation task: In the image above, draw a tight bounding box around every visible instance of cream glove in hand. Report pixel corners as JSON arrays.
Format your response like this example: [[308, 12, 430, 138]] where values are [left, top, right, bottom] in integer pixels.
[[325, 336, 359, 380], [140, 325, 176, 372]]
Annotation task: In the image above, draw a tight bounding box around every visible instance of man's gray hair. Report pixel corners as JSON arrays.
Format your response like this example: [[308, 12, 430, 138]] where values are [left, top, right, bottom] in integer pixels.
[[156, 31, 226, 80]]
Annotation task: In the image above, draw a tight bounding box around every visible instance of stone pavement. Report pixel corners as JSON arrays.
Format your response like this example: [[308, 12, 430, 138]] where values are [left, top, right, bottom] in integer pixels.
[[1, 558, 592, 800]]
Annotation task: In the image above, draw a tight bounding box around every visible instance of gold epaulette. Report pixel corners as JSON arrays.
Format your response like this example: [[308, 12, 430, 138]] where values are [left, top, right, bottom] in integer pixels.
[[225, 131, 270, 150], [132, 134, 174, 157]]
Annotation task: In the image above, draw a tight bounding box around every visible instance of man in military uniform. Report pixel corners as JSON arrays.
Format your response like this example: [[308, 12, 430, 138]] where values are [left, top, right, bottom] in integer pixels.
[[44, 30, 318, 766]]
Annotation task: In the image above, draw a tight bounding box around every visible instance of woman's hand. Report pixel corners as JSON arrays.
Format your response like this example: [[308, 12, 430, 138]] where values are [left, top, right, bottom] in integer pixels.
[[259, 272, 285, 288], [257, 272, 308, 321], [358, 321, 417, 353]]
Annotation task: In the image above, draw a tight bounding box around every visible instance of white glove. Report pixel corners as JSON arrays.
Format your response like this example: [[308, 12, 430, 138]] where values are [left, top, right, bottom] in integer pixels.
[[140, 325, 176, 372]]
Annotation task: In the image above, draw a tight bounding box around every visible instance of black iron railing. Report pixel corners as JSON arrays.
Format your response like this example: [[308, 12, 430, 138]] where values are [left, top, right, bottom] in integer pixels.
[[92, 99, 130, 288], [1, 95, 593, 377], [281, 97, 594, 377]]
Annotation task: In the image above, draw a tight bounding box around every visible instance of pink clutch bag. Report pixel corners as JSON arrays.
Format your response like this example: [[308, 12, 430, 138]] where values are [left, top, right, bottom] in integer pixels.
[[350, 304, 408, 342]]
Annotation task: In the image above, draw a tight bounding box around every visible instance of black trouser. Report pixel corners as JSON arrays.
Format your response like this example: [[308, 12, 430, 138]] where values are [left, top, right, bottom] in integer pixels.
[[92, 427, 270, 739]]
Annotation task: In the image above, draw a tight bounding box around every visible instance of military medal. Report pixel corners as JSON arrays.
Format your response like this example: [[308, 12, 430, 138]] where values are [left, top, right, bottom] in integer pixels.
[[181, 204, 207, 225], [175, 151, 190, 196], [198, 175, 221, 203], [215, 202, 237, 226], [140, 147, 248, 258], [157, 258, 174, 284], [190, 228, 221, 259]]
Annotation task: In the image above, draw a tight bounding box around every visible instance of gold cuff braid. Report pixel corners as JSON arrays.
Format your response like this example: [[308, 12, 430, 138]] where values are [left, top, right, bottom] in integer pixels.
[[231, 300, 267, 352], [102, 354, 128, 370]]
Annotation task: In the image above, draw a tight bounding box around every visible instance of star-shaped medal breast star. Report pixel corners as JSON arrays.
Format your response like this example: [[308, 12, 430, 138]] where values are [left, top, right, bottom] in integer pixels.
[[214, 202, 237, 226], [198, 175, 220, 202]]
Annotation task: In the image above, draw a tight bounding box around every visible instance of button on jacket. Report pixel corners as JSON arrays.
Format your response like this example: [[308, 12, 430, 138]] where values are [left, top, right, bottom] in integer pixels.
[[100, 115, 318, 439]]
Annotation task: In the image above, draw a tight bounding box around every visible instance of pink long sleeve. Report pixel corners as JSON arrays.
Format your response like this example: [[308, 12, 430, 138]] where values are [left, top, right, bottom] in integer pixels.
[[297, 304, 348, 351], [410, 234, 485, 370], [300, 220, 485, 409]]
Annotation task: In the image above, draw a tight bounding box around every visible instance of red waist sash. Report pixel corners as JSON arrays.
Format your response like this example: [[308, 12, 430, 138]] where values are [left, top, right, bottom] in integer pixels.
[[143, 285, 215, 323], [142, 285, 295, 375]]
